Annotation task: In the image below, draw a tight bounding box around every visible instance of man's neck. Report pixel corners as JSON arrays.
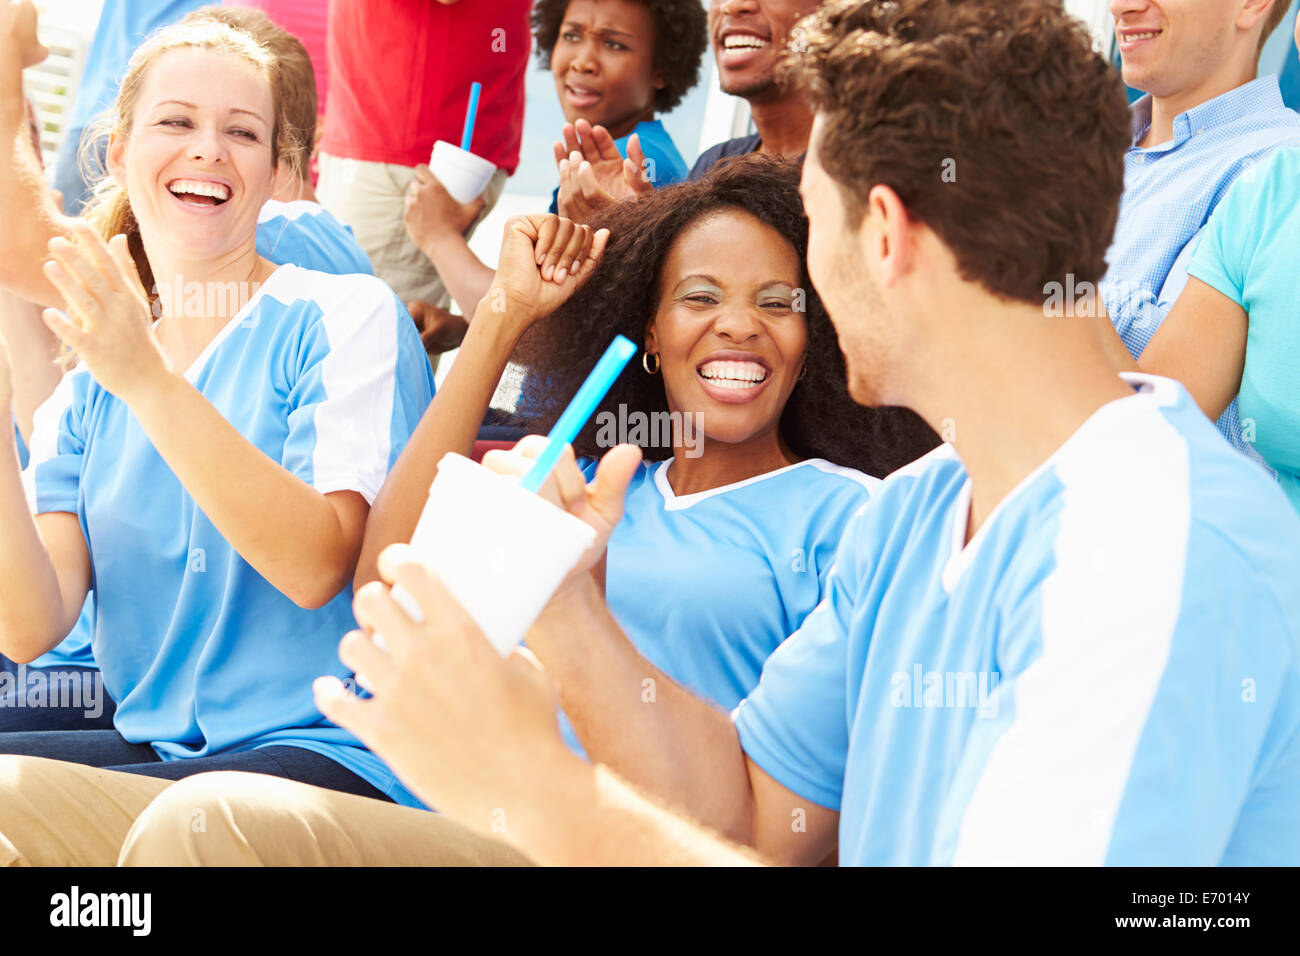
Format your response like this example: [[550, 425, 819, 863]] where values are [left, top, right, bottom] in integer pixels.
[[905, 298, 1136, 546], [748, 87, 813, 158], [1140, 63, 1258, 148]]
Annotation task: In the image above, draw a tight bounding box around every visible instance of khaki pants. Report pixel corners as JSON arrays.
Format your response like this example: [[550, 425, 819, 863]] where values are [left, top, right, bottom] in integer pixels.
[[0, 756, 532, 866], [316, 152, 508, 311]]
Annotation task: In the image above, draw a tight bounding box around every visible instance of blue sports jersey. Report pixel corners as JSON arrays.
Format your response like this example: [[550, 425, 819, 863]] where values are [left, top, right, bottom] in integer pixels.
[[734, 374, 1300, 865], [25, 265, 435, 804], [256, 200, 374, 276], [28, 203, 375, 670], [557, 457, 878, 755]]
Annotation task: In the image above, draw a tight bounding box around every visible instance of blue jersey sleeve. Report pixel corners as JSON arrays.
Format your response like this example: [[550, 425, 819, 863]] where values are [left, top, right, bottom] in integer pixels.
[[732, 518, 865, 812], [281, 280, 435, 504]]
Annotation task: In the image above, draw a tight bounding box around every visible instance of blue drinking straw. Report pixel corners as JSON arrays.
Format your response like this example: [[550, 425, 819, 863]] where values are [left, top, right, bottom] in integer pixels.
[[521, 335, 637, 493], [460, 82, 483, 152]]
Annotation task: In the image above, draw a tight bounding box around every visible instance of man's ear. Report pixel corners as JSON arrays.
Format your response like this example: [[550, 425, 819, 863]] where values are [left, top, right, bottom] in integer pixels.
[[1237, 0, 1277, 34], [868, 184, 914, 289], [105, 132, 128, 188]]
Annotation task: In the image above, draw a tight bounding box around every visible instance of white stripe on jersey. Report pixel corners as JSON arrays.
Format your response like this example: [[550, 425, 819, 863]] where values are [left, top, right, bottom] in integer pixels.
[[951, 384, 1190, 864], [263, 267, 400, 505], [22, 370, 79, 511]]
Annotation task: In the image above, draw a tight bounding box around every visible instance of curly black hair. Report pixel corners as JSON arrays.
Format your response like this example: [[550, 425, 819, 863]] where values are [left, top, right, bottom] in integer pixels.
[[532, 0, 708, 114], [513, 155, 940, 479]]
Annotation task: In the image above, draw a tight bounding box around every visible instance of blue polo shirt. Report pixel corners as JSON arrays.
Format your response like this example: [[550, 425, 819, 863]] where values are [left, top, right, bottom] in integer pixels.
[[1187, 146, 1300, 516], [735, 375, 1300, 865], [1098, 76, 1300, 456]]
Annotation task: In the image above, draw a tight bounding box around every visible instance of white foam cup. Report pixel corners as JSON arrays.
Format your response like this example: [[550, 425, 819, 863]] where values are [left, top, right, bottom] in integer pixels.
[[400, 452, 596, 656], [429, 140, 497, 204]]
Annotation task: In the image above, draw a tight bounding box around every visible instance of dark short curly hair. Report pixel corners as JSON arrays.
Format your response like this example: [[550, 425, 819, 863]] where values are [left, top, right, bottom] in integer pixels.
[[532, 0, 708, 113], [784, 0, 1131, 304], [513, 155, 940, 478]]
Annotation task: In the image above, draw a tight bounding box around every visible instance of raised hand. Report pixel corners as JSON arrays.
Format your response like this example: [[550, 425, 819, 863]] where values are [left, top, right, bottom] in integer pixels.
[[552, 119, 653, 224], [314, 543, 574, 831], [490, 213, 609, 322], [0, 1, 48, 69], [40, 222, 171, 403]]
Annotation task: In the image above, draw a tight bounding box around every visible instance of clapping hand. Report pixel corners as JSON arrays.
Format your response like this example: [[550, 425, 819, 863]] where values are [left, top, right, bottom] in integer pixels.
[[553, 119, 654, 223], [40, 222, 171, 403]]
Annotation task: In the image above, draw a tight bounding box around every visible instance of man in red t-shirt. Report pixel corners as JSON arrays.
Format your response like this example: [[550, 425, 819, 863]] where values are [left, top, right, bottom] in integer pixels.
[[317, 0, 530, 324]]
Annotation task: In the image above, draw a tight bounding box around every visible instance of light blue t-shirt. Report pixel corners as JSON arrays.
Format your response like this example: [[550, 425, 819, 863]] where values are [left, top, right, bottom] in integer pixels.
[[547, 118, 689, 214], [256, 200, 374, 276], [29, 203, 377, 670], [25, 265, 435, 805], [557, 457, 878, 754], [1098, 76, 1300, 456], [735, 374, 1300, 865], [1186, 146, 1300, 516]]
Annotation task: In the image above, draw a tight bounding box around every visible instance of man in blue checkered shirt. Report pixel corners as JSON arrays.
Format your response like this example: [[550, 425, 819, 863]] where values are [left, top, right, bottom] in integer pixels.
[[1099, 0, 1299, 458]]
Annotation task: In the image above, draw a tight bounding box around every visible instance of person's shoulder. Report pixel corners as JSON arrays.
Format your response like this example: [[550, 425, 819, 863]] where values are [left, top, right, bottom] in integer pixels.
[[259, 199, 330, 224], [1054, 374, 1300, 564], [835, 445, 966, 538], [631, 119, 688, 180], [688, 133, 763, 181], [254, 265, 399, 321], [257, 199, 355, 244], [789, 459, 881, 505]]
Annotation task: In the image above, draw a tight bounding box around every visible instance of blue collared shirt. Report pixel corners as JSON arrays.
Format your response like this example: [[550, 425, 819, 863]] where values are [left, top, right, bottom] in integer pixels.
[[1099, 76, 1300, 455]]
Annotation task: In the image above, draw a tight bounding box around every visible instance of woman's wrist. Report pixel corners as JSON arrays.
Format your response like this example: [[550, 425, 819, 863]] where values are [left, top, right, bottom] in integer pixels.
[[118, 359, 183, 421]]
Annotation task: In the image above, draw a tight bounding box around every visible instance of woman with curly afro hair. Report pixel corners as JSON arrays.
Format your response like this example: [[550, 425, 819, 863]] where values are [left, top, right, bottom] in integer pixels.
[[402, 0, 709, 337], [361, 154, 938, 733], [515, 154, 938, 478], [537, 0, 706, 218]]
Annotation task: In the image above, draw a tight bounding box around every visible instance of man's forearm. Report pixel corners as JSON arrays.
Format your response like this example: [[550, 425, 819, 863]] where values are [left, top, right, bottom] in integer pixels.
[[0, 288, 59, 440], [421, 233, 494, 317], [527, 574, 760, 843], [505, 745, 764, 867], [0, 34, 67, 305]]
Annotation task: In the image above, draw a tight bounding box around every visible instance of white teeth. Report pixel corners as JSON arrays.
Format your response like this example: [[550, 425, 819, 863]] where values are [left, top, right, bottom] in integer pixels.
[[699, 360, 768, 386], [1125, 31, 1160, 40], [724, 35, 769, 50], [168, 180, 230, 201]]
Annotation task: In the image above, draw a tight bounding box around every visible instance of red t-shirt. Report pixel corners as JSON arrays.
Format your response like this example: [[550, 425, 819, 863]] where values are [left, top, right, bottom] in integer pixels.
[[224, 0, 330, 114], [320, 0, 531, 173]]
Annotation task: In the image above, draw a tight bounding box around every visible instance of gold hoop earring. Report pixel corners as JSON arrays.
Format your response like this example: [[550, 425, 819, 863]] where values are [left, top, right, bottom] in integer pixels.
[[642, 351, 660, 375]]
